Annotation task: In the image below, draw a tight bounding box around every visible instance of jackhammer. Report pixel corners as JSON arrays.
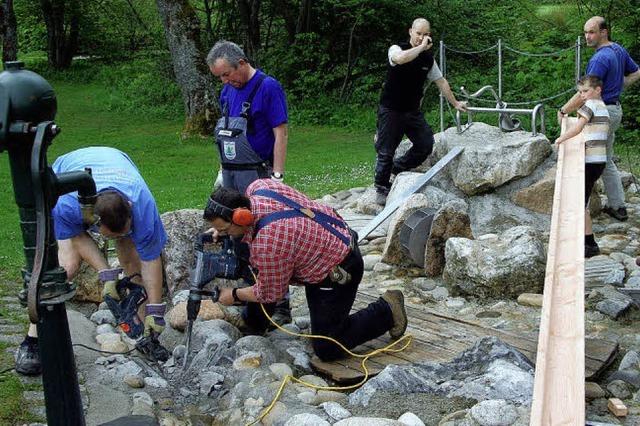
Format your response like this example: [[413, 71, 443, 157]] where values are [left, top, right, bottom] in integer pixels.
[[182, 234, 247, 369]]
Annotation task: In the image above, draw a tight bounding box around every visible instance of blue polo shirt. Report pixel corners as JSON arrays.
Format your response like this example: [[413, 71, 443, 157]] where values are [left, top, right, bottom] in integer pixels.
[[586, 42, 639, 104], [51, 147, 167, 261], [219, 70, 288, 161]]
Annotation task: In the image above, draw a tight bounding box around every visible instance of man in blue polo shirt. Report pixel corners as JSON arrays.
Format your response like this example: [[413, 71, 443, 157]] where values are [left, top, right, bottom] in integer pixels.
[[559, 16, 640, 221], [206, 40, 292, 326], [206, 40, 288, 194], [15, 147, 168, 375]]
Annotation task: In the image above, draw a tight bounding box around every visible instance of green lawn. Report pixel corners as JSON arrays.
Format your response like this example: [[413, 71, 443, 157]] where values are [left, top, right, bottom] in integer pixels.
[[0, 81, 376, 276]]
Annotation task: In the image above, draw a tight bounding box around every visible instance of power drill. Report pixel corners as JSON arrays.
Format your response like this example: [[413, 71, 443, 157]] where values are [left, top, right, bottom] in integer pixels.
[[103, 274, 147, 339], [183, 234, 243, 370]]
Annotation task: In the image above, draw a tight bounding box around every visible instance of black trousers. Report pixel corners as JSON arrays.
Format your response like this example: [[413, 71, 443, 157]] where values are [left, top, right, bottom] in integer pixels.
[[243, 231, 394, 361], [585, 163, 606, 207], [374, 106, 435, 191]]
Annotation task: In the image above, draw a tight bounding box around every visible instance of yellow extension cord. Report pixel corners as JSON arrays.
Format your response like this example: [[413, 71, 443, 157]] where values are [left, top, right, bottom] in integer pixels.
[[245, 302, 413, 426]]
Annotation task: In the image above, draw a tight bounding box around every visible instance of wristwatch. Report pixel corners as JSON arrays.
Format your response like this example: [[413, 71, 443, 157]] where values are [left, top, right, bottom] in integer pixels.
[[232, 287, 242, 303]]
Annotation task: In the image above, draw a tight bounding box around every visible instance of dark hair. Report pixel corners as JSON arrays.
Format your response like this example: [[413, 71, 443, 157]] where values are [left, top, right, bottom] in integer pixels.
[[94, 191, 131, 233], [578, 74, 603, 89], [204, 187, 251, 221]]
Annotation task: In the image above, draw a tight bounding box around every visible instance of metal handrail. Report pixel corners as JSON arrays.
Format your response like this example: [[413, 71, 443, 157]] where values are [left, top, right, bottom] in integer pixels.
[[456, 103, 545, 136]]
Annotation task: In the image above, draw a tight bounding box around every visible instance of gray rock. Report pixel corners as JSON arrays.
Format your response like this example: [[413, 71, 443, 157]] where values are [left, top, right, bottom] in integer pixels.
[[443, 226, 546, 299], [90, 310, 116, 326], [587, 285, 636, 319], [469, 399, 518, 426], [424, 199, 474, 277], [321, 401, 351, 421], [433, 123, 552, 195], [349, 337, 534, 407], [467, 193, 551, 236], [172, 289, 190, 305], [96, 324, 116, 335], [199, 371, 224, 395], [234, 335, 278, 366], [397, 412, 425, 426], [607, 379, 632, 399], [284, 413, 330, 426], [364, 254, 383, 271], [620, 350, 640, 372], [412, 277, 438, 291], [143, 377, 167, 388], [335, 418, 404, 425], [606, 369, 640, 388], [131, 391, 154, 417], [161, 209, 209, 292]]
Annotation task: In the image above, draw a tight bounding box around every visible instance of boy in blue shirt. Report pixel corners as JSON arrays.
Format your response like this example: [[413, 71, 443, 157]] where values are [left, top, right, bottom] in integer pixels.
[[15, 147, 168, 375]]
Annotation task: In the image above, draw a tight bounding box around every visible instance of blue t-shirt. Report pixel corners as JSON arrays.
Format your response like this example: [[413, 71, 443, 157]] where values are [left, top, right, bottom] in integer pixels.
[[586, 42, 639, 104], [219, 70, 288, 161], [51, 147, 167, 261]]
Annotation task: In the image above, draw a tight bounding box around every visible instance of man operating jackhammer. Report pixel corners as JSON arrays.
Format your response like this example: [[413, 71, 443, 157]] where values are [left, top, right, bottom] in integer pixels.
[[203, 178, 408, 361], [15, 147, 169, 375]]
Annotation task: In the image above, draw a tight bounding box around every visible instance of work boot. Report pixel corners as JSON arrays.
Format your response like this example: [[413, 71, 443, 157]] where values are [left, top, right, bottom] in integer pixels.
[[15, 336, 41, 376], [602, 206, 628, 222], [585, 243, 601, 258], [381, 290, 408, 340], [374, 184, 390, 206]]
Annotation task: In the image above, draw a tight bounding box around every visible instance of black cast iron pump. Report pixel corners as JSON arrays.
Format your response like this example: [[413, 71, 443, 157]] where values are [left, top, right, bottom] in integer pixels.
[[0, 61, 93, 426]]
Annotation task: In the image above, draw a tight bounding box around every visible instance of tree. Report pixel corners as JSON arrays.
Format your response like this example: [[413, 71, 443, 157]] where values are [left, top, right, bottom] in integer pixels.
[[237, 0, 261, 60], [0, 0, 18, 62], [39, 0, 81, 69], [156, 0, 218, 134]]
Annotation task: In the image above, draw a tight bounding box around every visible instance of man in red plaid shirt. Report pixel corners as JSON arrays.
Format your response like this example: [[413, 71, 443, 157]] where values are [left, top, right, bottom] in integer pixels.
[[204, 179, 408, 361]]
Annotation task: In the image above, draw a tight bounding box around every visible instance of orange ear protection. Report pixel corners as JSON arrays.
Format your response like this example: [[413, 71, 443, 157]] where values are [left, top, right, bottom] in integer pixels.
[[204, 197, 254, 226]]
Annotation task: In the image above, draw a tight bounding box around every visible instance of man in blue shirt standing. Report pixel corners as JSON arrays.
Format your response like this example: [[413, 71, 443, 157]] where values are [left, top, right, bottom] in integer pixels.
[[206, 40, 288, 194], [206, 41, 293, 326], [15, 147, 168, 375], [559, 16, 640, 221]]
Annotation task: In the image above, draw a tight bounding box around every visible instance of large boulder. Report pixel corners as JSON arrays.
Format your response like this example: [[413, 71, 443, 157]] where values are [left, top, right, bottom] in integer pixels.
[[349, 337, 534, 407], [443, 226, 546, 299], [73, 262, 102, 303], [433, 123, 552, 195], [424, 199, 474, 277], [161, 209, 208, 292]]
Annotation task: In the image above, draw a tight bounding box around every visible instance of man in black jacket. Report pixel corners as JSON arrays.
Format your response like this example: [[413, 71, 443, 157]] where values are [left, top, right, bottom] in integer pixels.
[[374, 18, 466, 205]]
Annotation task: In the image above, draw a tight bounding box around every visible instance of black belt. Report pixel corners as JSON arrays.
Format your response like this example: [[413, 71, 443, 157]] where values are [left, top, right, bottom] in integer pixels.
[[605, 100, 620, 106], [221, 162, 269, 171]]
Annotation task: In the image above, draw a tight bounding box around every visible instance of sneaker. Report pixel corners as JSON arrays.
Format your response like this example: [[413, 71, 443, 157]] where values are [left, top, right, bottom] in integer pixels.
[[381, 290, 408, 339], [602, 206, 628, 222], [585, 243, 600, 258], [375, 191, 388, 206], [268, 303, 292, 330], [15, 337, 41, 376]]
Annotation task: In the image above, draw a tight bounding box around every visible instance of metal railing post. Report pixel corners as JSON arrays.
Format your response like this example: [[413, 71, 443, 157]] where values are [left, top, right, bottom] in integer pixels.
[[498, 38, 503, 100], [439, 40, 445, 134], [575, 36, 581, 84]]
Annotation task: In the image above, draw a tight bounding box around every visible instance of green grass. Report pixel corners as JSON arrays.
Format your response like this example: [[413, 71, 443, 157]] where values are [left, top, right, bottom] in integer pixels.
[[0, 80, 376, 275]]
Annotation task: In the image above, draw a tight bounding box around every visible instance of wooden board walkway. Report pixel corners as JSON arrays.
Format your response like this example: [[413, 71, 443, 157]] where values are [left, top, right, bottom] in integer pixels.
[[311, 290, 618, 384]]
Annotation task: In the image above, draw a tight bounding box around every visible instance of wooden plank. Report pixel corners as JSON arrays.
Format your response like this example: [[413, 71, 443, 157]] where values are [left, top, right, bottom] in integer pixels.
[[311, 286, 617, 384], [530, 117, 586, 425]]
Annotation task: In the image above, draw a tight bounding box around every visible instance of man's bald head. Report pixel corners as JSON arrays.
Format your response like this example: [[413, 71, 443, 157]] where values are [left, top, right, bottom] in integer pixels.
[[412, 18, 430, 30], [584, 16, 609, 48]]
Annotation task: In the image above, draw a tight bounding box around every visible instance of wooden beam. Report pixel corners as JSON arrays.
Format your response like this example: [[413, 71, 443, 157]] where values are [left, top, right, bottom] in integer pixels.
[[530, 118, 586, 425]]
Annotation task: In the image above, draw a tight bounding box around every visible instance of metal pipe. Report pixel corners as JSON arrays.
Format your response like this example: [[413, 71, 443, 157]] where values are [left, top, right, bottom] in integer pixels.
[[439, 40, 445, 134], [461, 85, 500, 102], [498, 38, 502, 99], [466, 106, 541, 114], [576, 36, 582, 83]]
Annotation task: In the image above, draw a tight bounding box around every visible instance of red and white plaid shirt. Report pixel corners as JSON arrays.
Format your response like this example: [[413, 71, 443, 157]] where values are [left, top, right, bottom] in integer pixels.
[[245, 179, 351, 303]]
